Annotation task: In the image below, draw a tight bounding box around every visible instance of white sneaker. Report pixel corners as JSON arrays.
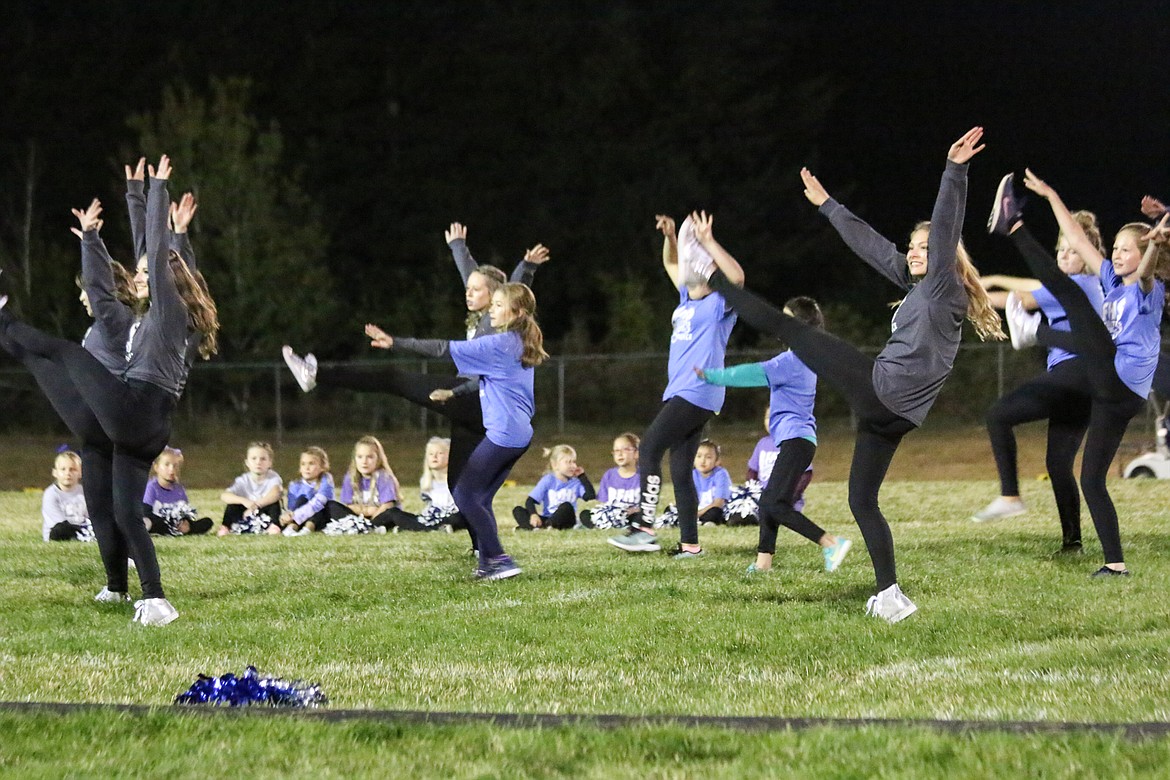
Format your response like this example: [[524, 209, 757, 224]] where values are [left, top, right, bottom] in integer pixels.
[[864, 583, 917, 623], [94, 587, 130, 604], [132, 598, 179, 627], [282, 524, 297, 536], [1005, 292, 1039, 350], [293, 526, 313, 536], [281, 346, 318, 392], [971, 496, 1026, 523], [676, 215, 715, 286]]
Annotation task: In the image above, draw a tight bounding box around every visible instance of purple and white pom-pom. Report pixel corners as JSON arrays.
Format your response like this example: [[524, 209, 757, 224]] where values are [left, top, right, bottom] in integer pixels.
[[230, 510, 272, 535], [175, 666, 327, 708], [654, 504, 679, 528], [322, 514, 374, 535], [76, 519, 96, 543], [726, 480, 762, 519], [590, 502, 631, 530]]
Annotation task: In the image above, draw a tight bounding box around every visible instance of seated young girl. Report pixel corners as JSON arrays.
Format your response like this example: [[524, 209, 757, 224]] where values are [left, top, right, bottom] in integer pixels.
[[218, 441, 283, 536], [324, 435, 426, 533], [590, 432, 641, 530], [42, 449, 92, 542], [280, 445, 335, 536], [143, 447, 213, 536], [513, 444, 596, 530]]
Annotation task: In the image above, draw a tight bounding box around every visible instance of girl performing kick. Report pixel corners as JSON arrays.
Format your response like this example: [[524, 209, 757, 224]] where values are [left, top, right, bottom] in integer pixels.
[[988, 169, 1169, 576], [699, 127, 1002, 621]]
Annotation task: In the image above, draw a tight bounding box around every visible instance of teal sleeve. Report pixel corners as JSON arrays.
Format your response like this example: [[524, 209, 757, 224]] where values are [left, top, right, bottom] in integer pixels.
[[700, 363, 767, 388]]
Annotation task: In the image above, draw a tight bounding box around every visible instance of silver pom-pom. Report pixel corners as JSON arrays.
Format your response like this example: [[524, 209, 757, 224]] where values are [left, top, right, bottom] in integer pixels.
[[322, 514, 375, 535], [590, 501, 632, 530], [230, 510, 273, 535]]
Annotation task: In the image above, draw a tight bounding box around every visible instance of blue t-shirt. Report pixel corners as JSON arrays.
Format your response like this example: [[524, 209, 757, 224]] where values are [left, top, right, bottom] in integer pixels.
[[597, 467, 640, 506], [1031, 273, 1105, 371], [286, 474, 335, 523], [1100, 260, 1165, 398], [747, 436, 780, 486], [450, 331, 535, 448], [694, 466, 732, 508], [529, 473, 589, 516], [662, 286, 736, 412], [761, 351, 817, 445]]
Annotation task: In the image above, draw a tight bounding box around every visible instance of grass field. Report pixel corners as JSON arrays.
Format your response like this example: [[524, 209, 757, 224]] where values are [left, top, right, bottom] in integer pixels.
[[4, 456, 1170, 777]]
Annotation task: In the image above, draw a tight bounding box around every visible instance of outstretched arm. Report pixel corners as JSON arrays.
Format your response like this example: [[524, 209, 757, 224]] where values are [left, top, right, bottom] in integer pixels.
[[510, 243, 549, 286], [1141, 196, 1168, 221], [1022, 168, 1105, 276], [146, 155, 185, 329], [691, 211, 745, 287], [446, 222, 478, 285], [124, 157, 147, 263], [72, 200, 134, 334], [169, 192, 198, 270], [980, 274, 1042, 293], [920, 126, 983, 294], [655, 214, 681, 288], [1136, 215, 1170, 292]]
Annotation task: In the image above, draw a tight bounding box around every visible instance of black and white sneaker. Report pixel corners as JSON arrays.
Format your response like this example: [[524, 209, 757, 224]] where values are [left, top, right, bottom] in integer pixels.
[[988, 173, 1026, 235], [281, 346, 318, 392]]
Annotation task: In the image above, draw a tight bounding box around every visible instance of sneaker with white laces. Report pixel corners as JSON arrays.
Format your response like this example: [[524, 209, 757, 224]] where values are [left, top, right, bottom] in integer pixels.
[[822, 537, 852, 572], [988, 172, 1026, 235], [94, 587, 130, 604], [864, 583, 917, 623], [607, 527, 661, 552], [132, 598, 179, 627], [281, 346, 318, 392], [1005, 292, 1040, 350], [971, 496, 1027, 523]]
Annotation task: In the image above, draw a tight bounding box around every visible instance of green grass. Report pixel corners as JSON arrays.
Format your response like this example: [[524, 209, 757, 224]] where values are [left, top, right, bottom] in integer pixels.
[[4, 476, 1170, 776]]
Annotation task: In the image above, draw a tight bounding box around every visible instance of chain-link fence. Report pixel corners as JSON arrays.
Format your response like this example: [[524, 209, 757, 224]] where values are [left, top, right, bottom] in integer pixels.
[[3, 343, 1133, 444]]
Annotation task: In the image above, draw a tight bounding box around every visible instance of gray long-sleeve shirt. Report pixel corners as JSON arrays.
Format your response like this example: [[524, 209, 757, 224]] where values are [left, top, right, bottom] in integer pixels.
[[126, 179, 197, 268], [79, 232, 136, 373], [818, 159, 970, 426]]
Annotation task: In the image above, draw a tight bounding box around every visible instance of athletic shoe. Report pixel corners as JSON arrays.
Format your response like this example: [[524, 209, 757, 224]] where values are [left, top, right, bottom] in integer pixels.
[[188, 517, 214, 535], [94, 587, 130, 604], [669, 545, 704, 559], [294, 525, 314, 536], [822, 537, 852, 572], [606, 528, 661, 552], [373, 526, 388, 534], [132, 598, 179, 627], [971, 496, 1027, 523], [864, 583, 917, 623], [1004, 292, 1040, 350], [1057, 541, 1083, 555], [677, 215, 716, 285], [282, 524, 298, 536], [1092, 566, 1131, 578], [745, 563, 772, 575], [281, 346, 318, 392], [988, 173, 1026, 235], [475, 554, 522, 581]]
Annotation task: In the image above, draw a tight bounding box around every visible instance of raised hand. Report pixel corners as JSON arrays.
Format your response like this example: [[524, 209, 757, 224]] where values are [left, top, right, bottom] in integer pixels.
[[1143, 214, 1170, 245], [654, 214, 676, 239], [1022, 168, 1055, 199], [444, 222, 468, 243], [1141, 196, 1168, 220], [800, 167, 830, 207], [690, 210, 714, 244], [71, 198, 103, 233], [523, 243, 550, 265], [429, 388, 454, 403], [170, 192, 198, 233], [365, 323, 393, 349], [124, 157, 146, 181], [148, 154, 171, 180], [947, 126, 985, 164]]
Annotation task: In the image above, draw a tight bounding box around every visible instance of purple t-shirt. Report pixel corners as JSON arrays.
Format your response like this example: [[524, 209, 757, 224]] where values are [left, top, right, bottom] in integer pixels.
[[450, 331, 534, 448], [529, 473, 589, 516], [747, 437, 780, 485], [761, 351, 817, 445], [1031, 273, 1105, 371], [662, 286, 737, 412], [143, 478, 190, 509], [693, 466, 732, 508], [339, 472, 399, 505], [597, 468, 640, 506], [1100, 260, 1165, 398]]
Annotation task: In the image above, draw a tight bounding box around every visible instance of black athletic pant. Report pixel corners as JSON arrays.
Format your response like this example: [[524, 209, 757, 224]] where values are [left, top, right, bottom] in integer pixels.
[[48, 521, 87, 541], [513, 503, 581, 530], [222, 502, 282, 530], [317, 363, 482, 549], [636, 397, 714, 546], [1011, 227, 1145, 563], [710, 271, 914, 592], [985, 358, 1090, 546], [0, 312, 172, 599], [757, 437, 828, 554]]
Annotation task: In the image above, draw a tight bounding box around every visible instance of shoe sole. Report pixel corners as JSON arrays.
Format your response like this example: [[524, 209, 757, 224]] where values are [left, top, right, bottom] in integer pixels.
[[886, 602, 917, 623], [825, 539, 852, 572], [970, 508, 1027, 523], [482, 567, 522, 581], [136, 611, 180, 627], [987, 173, 1013, 234], [607, 537, 661, 552]]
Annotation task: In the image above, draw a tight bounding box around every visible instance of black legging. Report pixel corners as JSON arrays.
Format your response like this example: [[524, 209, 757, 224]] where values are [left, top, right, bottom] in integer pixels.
[[0, 312, 173, 598], [709, 271, 914, 592], [636, 397, 713, 546], [317, 363, 482, 548], [757, 437, 828, 554], [1010, 227, 1145, 564], [985, 358, 1090, 546]]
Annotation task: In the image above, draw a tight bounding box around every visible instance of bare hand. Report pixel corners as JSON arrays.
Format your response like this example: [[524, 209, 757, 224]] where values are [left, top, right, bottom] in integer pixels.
[[800, 167, 830, 207], [523, 243, 550, 265], [1022, 168, 1055, 199], [444, 222, 467, 243], [124, 157, 146, 182], [947, 126, 985, 164], [365, 323, 393, 349], [148, 155, 171, 180], [654, 214, 676, 240], [1141, 196, 1168, 220], [71, 198, 103, 233], [531, 514, 543, 528], [692, 366, 707, 380], [429, 388, 454, 403], [170, 192, 198, 233], [690, 210, 714, 244], [1143, 214, 1170, 245]]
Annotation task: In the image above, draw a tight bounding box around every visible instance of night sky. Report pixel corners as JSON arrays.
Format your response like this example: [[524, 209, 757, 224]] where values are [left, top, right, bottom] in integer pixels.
[[1, 1, 1166, 349]]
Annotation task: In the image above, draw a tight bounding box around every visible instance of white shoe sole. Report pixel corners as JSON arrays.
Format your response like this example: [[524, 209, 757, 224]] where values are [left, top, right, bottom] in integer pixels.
[[483, 567, 522, 581], [988, 173, 1013, 233], [886, 602, 917, 623], [825, 539, 852, 572], [971, 507, 1026, 523], [606, 537, 661, 552]]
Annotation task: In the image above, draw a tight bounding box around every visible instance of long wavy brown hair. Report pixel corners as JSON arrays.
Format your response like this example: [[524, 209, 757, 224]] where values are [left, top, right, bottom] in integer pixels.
[[498, 282, 549, 367], [912, 220, 1004, 341], [168, 251, 220, 359]]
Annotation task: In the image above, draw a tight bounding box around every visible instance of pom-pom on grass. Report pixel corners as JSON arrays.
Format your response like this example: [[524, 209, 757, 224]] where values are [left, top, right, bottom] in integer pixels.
[[175, 666, 327, 708]]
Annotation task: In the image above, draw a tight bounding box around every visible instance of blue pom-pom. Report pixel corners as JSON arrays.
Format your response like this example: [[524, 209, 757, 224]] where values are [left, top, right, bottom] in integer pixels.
[[175, 666, 328, 708]]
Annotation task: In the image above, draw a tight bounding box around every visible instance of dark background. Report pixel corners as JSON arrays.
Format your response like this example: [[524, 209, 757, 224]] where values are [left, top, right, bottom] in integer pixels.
[[1, 0, 1166, 357]]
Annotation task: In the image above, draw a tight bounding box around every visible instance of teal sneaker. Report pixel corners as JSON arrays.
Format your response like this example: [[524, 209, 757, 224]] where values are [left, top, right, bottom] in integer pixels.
[[669, 544, 703, 559], [607, 528, 661, 552], [745, 563, 772, 575], [823, 537, 852, 572]]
